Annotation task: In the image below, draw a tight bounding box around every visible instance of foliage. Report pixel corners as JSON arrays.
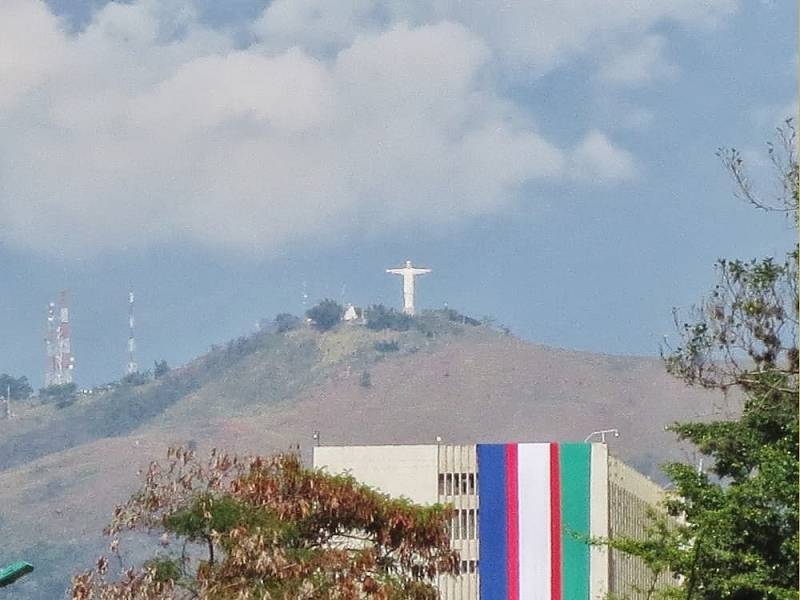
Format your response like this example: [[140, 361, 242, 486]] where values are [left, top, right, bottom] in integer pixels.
[[605, 123, 798, 599], [0, 373, 33, 400], [374, 340, 400, 353], [359, 371, 372, 388], [122, 371, 151, 386], [274, 312, 301, 334], [441, 308, 480, 327], [38, 382, 77, 406], [306, 299, 344, 332], [365, 304, 412, 332], [153, 360, 170, 379], [72, 448, 458, 599]]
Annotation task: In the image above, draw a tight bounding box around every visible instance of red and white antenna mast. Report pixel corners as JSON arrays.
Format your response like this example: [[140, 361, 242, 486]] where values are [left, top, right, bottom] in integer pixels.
[[127, 289, 138, 375]]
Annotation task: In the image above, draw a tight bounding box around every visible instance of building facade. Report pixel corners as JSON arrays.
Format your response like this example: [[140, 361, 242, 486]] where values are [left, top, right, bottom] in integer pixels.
[[313, 442, 668, 600]]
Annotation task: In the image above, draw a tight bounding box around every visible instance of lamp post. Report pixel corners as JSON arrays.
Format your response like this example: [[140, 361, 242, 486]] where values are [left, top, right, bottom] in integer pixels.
[[583, 428, 620, 443]]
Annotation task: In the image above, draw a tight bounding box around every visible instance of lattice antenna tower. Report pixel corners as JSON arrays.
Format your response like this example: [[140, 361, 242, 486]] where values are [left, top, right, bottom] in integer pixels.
[[127, 289, 138, 375], [45, 301, 57, 386], [45, 291, 75, 386]]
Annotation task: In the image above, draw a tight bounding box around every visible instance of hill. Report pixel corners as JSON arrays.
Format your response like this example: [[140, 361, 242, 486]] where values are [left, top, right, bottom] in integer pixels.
[[0, 310, 731, 598]]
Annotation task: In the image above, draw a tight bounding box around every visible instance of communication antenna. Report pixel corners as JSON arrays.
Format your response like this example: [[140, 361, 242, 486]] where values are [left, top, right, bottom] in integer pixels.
[[45, 302, 57, 387], [301, 281, 309, 311], [59, 291, 75, 384], [127, 289, 138, 375], [45, 291, 74, 386]]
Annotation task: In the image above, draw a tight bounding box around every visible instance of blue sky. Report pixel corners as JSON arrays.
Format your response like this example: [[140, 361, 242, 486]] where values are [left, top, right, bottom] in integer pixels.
[[0, 0, 795, 386]]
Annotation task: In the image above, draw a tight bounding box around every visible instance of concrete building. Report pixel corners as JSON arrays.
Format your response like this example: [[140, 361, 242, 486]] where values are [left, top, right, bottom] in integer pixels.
[[313, 442, 670, 600]]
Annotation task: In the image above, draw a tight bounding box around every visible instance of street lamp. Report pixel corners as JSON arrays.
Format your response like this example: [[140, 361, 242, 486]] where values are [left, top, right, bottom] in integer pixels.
[[583, 429, 620, 443]]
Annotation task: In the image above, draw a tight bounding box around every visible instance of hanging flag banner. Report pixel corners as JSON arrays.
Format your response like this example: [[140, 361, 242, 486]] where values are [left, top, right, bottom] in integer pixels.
[[478, 442, 596, 600]]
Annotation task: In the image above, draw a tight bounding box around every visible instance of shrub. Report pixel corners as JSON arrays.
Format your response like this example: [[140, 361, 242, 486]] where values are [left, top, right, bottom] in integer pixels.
[[365, 304, 412, 332], [374, 340, 400, 353], [359, 371, 372, 388], [273, 313, 300, 333], [153, 360, 170, 379], [306, 299, 343, 332], [38, 382, 77, 405]]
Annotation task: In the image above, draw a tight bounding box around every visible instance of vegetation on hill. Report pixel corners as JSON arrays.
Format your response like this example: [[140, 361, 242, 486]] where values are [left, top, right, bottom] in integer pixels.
[[306, 299, 344, 332], [606, 122, 798, 599], [72, 447, 457, 599], [0, 373, 32, 400], [38, 382, 78, 407]]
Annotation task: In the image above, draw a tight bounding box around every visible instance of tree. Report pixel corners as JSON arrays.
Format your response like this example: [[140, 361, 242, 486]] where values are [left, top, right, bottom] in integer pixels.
[[0, 374, 32, 400], [365, 304, 412, 332], [605, 122, 798, 599], [38, 382, 77, 406], [273, 312, 301, 334], [154, 360, 170, 379], [71, 448, 458, 599], [121, 371, 151, 386], [306, 299, 343, 332]]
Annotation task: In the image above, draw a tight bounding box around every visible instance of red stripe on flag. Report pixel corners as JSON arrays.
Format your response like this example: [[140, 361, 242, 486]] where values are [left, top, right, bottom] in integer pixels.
[[506, 443, 519, 600], [550, 443, 562, 600]]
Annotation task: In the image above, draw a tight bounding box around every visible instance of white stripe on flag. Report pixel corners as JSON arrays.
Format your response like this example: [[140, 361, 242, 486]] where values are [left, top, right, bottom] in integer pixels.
[[518, 443, 551, 600], [589, 443, 609, 599]]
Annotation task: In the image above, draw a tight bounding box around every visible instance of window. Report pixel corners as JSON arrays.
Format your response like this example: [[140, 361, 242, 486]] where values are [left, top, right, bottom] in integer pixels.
[[460, 560, 478, 574], [468, 509, 476, 539]]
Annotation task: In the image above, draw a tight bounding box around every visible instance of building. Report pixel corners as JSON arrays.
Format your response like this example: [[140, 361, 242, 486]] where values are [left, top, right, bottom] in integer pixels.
[[313, 442, 670, 600]]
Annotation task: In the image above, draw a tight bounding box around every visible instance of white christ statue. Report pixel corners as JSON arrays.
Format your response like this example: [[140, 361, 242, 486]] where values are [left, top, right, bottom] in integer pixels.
[[386, 260, 431, 316]]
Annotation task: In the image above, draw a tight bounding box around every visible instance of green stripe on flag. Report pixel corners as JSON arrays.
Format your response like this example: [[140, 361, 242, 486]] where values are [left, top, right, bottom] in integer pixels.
[[560, 443, 591, 600]]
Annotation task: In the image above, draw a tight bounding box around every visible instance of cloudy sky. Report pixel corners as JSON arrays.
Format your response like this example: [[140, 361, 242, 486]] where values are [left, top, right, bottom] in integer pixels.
[[1, 0, 795, 386]]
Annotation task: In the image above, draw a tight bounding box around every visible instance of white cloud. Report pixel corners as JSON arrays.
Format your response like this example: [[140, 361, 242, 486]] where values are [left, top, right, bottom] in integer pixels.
[[572, 131, 637, 183], [256, 0, 736, 74], [597, 35, 678, 86], [0, 0, 67, 111], [0, 0, 733, 257]]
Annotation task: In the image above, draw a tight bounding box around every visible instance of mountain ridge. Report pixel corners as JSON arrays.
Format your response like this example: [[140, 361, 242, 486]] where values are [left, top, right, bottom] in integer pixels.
[[0, 311, 732, 598]]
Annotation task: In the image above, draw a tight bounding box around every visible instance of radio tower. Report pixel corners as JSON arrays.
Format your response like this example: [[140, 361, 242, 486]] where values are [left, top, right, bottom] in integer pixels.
[[45, 291, 75, 386], [127, 289, 138, 375]]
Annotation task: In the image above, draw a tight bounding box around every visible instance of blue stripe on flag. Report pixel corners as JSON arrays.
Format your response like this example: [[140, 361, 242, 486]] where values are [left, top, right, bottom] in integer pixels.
[[478, 444, 509, 599]]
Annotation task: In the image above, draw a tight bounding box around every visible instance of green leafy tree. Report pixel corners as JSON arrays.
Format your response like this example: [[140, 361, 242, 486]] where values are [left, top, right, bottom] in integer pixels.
[[121, 371, 151, 386], [0, 373, 33, 400], [38, 382, 77, 406], [273, 312, 301, 333], [306, 299, 343, 332], [605, 122, 798, 599], [153, 360, 170, 379], [72, 448, 458, 599], [365, 304, 412, 332]]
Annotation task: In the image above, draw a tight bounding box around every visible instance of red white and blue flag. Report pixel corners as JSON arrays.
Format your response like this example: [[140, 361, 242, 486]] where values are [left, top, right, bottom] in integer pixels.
[[478, 443, 605, 600]]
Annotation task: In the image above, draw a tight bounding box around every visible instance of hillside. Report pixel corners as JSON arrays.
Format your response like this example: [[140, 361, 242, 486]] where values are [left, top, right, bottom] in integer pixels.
[[0, 311, 732, 598]]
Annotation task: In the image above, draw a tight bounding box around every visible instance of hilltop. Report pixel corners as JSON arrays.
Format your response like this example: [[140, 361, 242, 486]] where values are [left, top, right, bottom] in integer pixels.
[[0, 309, 730, 598]]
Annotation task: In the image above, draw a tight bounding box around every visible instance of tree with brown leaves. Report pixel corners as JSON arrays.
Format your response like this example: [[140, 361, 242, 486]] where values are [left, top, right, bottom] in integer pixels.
[[72, 448, 458, 599]]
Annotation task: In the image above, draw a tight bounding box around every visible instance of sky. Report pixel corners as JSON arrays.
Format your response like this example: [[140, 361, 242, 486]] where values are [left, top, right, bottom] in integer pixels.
[[0, 0, 796, 387]]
